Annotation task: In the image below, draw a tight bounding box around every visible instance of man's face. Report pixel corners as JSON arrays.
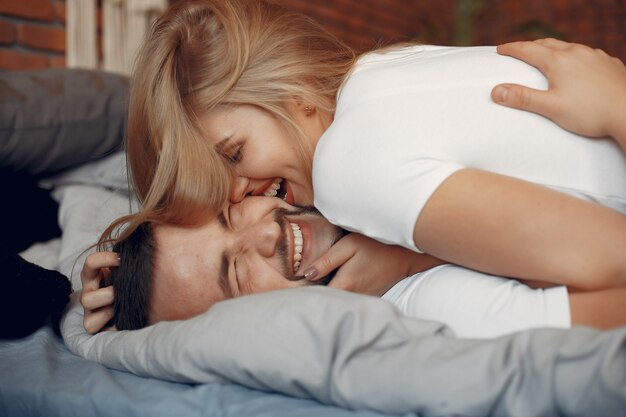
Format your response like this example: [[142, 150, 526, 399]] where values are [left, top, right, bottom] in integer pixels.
[[150, 197, 343, 323]]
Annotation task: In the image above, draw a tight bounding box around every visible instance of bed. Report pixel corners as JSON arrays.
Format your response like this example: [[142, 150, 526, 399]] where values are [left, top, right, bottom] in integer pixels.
[[1, 68, 625, 417], [0, 329, 391, 417], [0, 68, 395, 416]]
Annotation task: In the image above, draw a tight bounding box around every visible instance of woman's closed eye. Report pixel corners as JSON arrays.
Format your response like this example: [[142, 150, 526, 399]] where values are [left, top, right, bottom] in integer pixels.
[[224, 143, 244, 164]]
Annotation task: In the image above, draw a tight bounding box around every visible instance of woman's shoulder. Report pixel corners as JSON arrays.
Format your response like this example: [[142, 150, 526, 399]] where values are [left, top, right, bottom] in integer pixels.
[[344, 44, 501, 89], [355, 44, 497, 66]]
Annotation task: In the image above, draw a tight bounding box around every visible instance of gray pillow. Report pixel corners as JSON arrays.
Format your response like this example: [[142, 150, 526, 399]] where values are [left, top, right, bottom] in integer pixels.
[[0, 68, 128, 176]]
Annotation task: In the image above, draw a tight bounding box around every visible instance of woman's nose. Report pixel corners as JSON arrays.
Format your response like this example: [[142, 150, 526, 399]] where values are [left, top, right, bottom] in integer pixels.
[[230, 177, 250, 203], [230, 177, 275, 203]]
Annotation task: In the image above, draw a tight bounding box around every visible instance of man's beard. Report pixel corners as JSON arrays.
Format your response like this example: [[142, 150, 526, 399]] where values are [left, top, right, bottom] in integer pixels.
[[273, 206, 346, 285]]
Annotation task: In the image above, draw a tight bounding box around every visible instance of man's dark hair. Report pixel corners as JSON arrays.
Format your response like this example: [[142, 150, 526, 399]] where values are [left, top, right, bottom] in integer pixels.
[[105, 222, 156, 330]]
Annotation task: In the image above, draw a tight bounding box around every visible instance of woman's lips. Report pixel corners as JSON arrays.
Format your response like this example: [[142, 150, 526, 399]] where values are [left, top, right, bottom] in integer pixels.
[[257, 178, 295, 204], [283, 180, 295, 205], [257, 178, 282, 197]]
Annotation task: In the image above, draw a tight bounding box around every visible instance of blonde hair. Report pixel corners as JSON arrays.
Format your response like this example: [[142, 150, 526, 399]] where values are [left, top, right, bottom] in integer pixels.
[[101, 0, 355, 246]]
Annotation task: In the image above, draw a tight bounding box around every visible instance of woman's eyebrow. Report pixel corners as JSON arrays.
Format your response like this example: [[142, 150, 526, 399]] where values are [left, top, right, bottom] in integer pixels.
[[213, 135, 232, 152]]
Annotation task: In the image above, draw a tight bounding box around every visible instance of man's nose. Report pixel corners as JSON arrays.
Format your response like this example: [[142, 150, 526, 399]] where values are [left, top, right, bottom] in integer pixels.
[[244, 219, 282, 258]]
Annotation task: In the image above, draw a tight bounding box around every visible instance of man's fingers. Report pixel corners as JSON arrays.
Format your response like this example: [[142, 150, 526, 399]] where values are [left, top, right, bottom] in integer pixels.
[[491, 83, 555, 117], [81, 252, 120, 290], [83, 305, 114, 334], [534, 37, 571, 50], [80, 286, 115, 310], [301, 237, 357, 282], [496, 40, 554, 71]]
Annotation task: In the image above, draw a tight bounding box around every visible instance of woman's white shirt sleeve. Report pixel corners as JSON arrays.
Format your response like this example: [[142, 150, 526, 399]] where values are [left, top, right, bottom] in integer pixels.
[[313, 45, 626, 252]]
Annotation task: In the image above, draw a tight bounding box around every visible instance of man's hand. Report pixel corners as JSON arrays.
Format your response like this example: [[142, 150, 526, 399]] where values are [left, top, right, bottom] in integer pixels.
[[80, 251, 119, 334], [492, 38, 626, 147], [302, 233, 444, 296]]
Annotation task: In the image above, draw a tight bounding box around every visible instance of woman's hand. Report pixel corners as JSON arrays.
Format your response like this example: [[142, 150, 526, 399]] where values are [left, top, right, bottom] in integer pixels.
[[492, 38, 626, 149], [302, 233, 444, 296], [80, 251, 119, 334]]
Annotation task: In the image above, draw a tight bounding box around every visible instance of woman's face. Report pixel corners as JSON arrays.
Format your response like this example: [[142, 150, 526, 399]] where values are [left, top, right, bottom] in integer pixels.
[[200, 104, 322, 206]]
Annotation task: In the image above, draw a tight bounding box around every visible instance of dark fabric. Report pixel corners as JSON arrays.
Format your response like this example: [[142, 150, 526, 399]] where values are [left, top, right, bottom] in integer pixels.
[[0, 243, 72, 339], [0, 168, 70, 339], [0, 168, 61, 252], [0, 68, 128, 177]]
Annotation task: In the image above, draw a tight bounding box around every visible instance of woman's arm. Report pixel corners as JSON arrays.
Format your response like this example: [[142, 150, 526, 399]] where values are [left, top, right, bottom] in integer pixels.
[[413, 168, 626, 290], [303, 233, 445, 295], [492, 38, 626, 152]]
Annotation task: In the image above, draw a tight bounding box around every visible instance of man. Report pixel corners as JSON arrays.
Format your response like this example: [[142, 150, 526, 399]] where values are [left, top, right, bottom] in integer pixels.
[[82, 196, 626, 338]]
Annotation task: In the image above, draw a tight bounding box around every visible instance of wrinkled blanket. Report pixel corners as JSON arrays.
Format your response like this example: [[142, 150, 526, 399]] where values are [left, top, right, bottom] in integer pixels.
[[62, 286, 626, 416]]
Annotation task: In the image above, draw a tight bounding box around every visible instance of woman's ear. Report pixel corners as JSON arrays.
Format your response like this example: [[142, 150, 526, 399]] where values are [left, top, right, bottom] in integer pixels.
[[289, 98, 316, 117]]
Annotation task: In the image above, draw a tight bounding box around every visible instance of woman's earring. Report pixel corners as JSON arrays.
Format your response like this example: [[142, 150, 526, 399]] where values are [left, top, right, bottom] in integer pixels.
[[304, 105, 315, 116]]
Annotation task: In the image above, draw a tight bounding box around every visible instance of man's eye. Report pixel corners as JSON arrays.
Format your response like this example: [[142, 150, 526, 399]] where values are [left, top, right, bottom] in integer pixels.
[[233, 256, 242, 293]]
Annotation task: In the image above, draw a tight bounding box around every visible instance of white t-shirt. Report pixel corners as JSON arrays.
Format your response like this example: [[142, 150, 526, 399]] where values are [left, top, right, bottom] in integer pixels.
[[382, 265, 570, 339], [313, 45, 626, 251]]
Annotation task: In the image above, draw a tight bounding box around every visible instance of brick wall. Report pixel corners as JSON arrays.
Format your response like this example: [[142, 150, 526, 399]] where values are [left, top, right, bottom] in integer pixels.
[[472, 0, 626, 65], [0, 0, 67, 70], [276, 0, 626, 62], [273, 0, 456, 53], [1, 0, 625, 71]]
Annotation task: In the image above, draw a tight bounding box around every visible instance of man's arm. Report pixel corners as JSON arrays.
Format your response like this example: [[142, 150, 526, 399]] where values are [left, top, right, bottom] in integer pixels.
[[569, 287, 626, 329]]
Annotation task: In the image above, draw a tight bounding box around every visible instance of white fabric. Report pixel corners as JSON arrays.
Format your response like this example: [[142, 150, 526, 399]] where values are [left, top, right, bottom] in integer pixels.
[[383, 265, 570, 338], [313, 45, 626, 251]]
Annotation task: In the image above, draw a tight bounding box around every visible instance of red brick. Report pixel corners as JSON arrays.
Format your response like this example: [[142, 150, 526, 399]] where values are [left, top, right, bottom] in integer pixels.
[[179, 0, 626, 66], [17, 23, 65, 53], [0, 48, 49, 70], [0, 0, 55, 21], [49, 54, 65, 67], [54, 1, 66, 23], [0, 19, 15, 44]]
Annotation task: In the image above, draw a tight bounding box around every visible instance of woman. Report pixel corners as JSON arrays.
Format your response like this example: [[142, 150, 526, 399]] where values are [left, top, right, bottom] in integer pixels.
[[86, 0, 626, 319]]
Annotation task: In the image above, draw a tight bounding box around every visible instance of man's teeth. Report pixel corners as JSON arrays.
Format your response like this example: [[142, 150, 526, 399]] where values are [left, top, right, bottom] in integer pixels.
[[290, 222, 303, 273], [264, 178, 283, 197]]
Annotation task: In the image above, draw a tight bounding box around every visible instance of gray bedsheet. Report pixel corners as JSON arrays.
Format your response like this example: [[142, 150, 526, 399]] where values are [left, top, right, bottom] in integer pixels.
[[0, 326, 395, 417]]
